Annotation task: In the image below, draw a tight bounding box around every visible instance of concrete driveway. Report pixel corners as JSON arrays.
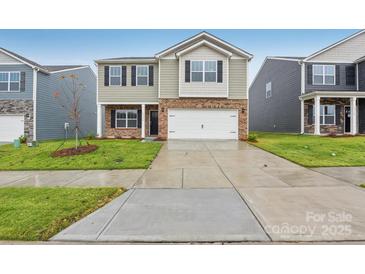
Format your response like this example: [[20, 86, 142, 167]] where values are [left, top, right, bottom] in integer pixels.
[[52, 140, 365, 243]]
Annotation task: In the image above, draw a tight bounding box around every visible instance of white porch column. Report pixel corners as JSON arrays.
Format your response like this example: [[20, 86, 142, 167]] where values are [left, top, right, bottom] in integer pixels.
[[314, 96, 321, 135], [141, 104, 146, 138], [97, 104, 102, 137], [300, 99, 304, 134], [351, 97, 358, 135]]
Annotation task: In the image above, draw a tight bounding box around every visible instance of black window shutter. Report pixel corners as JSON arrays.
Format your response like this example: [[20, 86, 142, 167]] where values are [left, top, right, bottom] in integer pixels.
[[185, 60, 190, 82], [137, 109, 142, 128], [122, 66, 127, 86], [217, 61, 223, 83], [308, 105, 313, 125], [149, 65, 154, 86], [345, 65, 356, 86], [131, 66, 136, 86], [336, 65, 340, 85], [104, 66, 109, 86], [111, 110, 116, 128], [307, 65, 313, 85], [336, 105, 341, 125], [20, 72, 26, 92]]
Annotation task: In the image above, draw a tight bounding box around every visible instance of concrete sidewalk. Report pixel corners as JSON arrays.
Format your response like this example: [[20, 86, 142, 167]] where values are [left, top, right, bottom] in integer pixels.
[[0, 170, 145, 189], [313, 167, 365, 186]]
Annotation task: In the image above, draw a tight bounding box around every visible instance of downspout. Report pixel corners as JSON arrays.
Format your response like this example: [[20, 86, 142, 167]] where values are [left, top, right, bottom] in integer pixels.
[[32, 68, 39, 142]]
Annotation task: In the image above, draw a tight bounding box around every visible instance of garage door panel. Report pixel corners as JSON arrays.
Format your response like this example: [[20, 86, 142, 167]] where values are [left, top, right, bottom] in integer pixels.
[[0, 115, 25, 142], [168, 109, 238, 140]]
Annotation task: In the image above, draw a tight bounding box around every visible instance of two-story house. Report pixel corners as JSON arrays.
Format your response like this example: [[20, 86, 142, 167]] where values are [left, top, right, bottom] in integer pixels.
[[249, 29, 365, 135], [0, 47, 97, 142], [95, 32, 252, 140]]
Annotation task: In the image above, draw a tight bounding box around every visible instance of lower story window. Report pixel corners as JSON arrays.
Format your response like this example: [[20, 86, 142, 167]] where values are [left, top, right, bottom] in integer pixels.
[[116, 110, 138, 128], [313, 105, 335, 125]]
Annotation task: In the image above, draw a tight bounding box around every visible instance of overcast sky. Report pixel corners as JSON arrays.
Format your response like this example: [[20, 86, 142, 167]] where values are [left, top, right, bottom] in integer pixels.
[[0, 29, 358, 83]]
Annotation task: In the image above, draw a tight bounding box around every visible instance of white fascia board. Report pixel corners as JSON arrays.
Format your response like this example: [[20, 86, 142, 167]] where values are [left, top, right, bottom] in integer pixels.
[[175, 40, 233, 58], [98, 102, 159, 105], [0, 48, 48, 74], [95, 59, 157, 64], [155, 32, 253, 59], [303, 29, 365, 62], [300, 91, 365, 100]]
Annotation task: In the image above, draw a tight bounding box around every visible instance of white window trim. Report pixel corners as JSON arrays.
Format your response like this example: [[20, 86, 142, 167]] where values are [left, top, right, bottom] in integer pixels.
[[136, 65, 149, 86], [265, 81, 272, 99], [0, 71, 20, 92], [115, 109, 138, 129], [190, 60, 218, 83], [312, 64, 336, 86], [313, 104, 336, 125], [109, 66, 122, 86]]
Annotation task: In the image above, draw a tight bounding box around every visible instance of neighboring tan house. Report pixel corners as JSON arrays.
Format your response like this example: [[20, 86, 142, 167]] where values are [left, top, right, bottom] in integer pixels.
[[95, 31, 252, 140], [0, 48, 97, 142], [249, 29, 365, 135]]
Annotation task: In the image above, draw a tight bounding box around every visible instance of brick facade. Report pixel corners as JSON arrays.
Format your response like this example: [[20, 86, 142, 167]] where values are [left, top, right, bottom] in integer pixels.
[[158, 98, 248, 140], [0, 100, 34, 141], [104, 104, 158, 138], [304, 98, 350, 134]]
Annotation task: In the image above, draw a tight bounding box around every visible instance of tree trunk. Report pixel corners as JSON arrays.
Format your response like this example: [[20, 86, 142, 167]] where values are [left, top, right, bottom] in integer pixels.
[[75, 127, 79, 149]]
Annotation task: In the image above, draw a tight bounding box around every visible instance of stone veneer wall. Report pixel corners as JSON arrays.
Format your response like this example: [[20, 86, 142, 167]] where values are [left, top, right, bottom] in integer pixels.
[[104, 104, 158, 138], [304, 98, 349, 134], [0, 100, 33, 141], [158, 98, 248, 140]]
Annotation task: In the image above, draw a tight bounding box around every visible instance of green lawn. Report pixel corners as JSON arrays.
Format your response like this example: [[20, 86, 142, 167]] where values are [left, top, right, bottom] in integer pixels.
[[0, 187, 123, 241], [249, 132, 365, 167], [0, 139, 161, 170]]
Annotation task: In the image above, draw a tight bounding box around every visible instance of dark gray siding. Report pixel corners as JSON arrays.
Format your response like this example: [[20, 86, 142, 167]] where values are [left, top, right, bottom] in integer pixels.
[[305, 63, 356, 92], [358, 61, 365, 90], [0, 64, 33, 100], [36, 67, 97, 140], [249, 59, 301, 133]]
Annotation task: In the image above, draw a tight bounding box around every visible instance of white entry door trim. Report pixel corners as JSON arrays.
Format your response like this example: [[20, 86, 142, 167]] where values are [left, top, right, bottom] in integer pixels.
[[168, 108, 238, 139]]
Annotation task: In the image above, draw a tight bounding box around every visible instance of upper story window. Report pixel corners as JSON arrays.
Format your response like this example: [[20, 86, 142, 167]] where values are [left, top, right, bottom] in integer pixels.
[[116, 109, 137, 128], [0, 72, 20, 92], [313, 65, 335, 85], [191, 61, 217, 82], [110, 66, 121, 86], [137, 65, 148, 86], [265, 81, 272, 98]]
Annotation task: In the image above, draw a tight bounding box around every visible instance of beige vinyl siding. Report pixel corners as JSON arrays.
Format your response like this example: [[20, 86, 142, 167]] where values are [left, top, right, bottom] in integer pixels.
[[98, 64, 158, 103], [179, 45, 228, 97], [229, 59, 248, 99], [309, 32, 365, 62], [0, 51, 22, 64], [159, 59, 179, 98]]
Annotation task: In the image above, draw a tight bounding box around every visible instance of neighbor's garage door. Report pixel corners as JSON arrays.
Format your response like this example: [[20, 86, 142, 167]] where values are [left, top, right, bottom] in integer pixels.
[[168, 109, 238, 139], [0, 115, 24, 142]]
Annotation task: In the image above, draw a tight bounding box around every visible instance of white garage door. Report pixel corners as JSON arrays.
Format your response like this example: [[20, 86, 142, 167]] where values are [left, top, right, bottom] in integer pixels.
[[168, 109, 238, 139], [0, 115, 24, 142]]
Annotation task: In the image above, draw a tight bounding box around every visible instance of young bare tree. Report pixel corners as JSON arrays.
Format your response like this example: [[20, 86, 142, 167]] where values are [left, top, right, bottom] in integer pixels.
[[53, 74, 86, 149]]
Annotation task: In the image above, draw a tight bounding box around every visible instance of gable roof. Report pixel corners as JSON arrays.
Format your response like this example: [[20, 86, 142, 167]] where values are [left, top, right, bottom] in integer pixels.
[[303, 29, 365, 62], [0, 47, 88, 74], [155, 31, 253, 59]]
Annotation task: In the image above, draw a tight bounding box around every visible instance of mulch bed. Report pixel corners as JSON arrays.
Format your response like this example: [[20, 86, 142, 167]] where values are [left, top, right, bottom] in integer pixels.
[[51, 145, 98, 157]]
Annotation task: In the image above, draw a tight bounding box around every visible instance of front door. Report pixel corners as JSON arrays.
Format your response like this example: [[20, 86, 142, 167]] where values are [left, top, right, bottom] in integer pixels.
[[150, 111, 158, 135], [344, 106, 351, 133]]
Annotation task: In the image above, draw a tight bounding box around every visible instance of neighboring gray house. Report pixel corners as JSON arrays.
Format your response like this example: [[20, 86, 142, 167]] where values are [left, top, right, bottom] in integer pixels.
[[0, 48, 97, 142], [250, 29, 365, 135]]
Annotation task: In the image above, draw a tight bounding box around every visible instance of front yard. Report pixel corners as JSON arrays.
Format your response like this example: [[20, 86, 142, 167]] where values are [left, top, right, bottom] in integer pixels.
[[0, 187, 123, 241], [0, 139, 161, 170], [250, 132, 365, 167]]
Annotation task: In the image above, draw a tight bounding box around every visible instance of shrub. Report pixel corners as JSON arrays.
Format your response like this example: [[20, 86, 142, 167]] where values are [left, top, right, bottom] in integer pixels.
[[247, 133, 258, 142], [86, 132, 95, 140], [19, 135, 27, 144]]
